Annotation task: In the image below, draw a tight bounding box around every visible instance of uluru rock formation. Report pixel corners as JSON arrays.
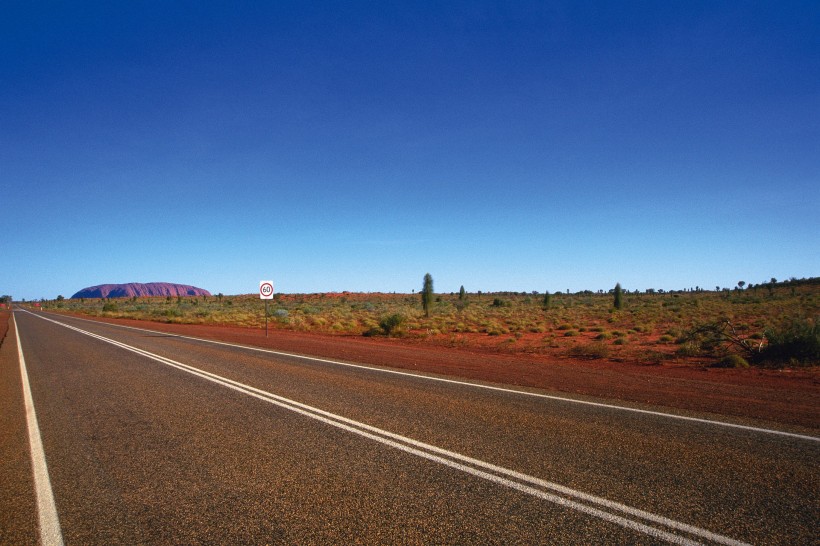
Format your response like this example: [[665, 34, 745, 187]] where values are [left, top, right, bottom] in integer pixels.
[[71, 282, 212, 299]]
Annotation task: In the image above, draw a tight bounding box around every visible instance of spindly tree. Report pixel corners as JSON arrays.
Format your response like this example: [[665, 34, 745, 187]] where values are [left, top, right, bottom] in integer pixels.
[[613, 283, 623, 310], [422, 273, 434, 317]]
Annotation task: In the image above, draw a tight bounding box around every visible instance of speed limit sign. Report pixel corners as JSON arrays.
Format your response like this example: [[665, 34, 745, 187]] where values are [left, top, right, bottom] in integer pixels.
[[259, 280, 274, 300]]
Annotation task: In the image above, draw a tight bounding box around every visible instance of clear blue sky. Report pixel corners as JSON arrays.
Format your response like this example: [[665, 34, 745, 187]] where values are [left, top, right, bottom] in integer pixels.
[[2, 1, 818, 300]]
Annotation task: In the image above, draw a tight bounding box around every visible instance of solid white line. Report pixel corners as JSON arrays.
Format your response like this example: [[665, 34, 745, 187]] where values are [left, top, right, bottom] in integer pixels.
[[30, 312, 750, 546], [47, 311, 819, 443], [13, 314, 64, 546]]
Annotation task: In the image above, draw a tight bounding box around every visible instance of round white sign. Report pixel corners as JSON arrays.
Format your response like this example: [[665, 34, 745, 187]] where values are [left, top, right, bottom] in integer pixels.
[[259, 281, 274, 299]]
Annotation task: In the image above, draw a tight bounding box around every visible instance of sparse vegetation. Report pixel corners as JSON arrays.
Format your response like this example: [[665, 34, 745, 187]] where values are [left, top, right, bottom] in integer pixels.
[[33, 277, 819, 367], [761, 316, 819, 366], [567, 342, 610, 359], [713, 354, 750, 368], [379, 313, 405, 336]]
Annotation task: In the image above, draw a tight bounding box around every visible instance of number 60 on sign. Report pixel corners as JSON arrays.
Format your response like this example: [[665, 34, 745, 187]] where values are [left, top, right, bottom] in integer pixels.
[[259, 281, 274, 300]]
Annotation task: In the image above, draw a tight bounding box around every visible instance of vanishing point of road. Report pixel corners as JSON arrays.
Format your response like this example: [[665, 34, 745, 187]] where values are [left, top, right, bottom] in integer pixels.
[[2, 309, 817, 544]]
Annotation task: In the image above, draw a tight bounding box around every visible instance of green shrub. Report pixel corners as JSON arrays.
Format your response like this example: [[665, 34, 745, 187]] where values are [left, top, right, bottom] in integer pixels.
[[567, 342, 610, 359], [379, 313, 405, 336], [759, 317, 819, 365], [164, 308, 183, 319], [711, 354, 750, 368], [676, 342, 701, 357]]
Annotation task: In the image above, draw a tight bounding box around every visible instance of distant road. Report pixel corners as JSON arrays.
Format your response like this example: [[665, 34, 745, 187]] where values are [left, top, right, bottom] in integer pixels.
[[3, 309, 817, 544]]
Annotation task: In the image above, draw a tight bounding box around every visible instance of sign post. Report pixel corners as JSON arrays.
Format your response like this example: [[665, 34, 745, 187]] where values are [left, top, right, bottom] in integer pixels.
[[259, 280, 274, 337]]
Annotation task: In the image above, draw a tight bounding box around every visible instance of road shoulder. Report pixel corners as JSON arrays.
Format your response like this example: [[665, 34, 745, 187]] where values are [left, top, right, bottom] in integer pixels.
[[0, 312, 38, 544]]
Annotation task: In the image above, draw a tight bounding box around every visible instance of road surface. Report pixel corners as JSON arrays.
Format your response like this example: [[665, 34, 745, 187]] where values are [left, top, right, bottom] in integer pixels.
[[1, 309, 817, 544]]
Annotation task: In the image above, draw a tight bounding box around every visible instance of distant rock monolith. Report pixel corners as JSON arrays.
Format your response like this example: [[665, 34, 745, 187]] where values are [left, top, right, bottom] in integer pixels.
[[71, 282, 211, 299]]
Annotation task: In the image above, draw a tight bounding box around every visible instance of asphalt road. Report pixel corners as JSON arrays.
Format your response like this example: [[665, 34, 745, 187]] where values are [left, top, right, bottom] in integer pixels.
[[2, 309, 817, 545]]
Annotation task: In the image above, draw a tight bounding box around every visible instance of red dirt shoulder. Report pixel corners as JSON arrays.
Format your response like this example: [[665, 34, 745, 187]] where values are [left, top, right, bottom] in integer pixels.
[[57, 312, 819, 431]]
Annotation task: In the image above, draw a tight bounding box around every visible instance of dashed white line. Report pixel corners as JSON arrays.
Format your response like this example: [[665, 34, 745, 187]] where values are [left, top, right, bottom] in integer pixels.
[[14, 313, 64, 546]]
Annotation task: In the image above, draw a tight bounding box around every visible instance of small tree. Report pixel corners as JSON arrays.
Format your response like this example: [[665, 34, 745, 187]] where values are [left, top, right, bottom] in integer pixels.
[[459, 285, 466, 300], [542, 290, 551, 311], [421, 273, 434, 317], [737, 281, 745, 290], [613, 283, 623, 310]]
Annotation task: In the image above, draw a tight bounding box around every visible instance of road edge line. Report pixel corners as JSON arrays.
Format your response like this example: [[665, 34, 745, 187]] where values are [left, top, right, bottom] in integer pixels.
[[14, 313, 64, 546]]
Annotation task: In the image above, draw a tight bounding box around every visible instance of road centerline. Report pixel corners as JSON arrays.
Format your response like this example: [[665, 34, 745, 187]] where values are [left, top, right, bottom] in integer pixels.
[[43, 311, 819, 443], [24, 310, 751, 546]]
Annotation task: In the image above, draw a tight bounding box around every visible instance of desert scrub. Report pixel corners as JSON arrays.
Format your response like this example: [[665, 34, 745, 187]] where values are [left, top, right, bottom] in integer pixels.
[[163, 308, 183, 319], [307, 316, 328, 328], [712, 354, 750, 368], [759, 317, 819, 366], [486, 325, 508, 336], [40, 281, 819, 364], [378, 313, 405, 336], [567, 342, 610, 359]]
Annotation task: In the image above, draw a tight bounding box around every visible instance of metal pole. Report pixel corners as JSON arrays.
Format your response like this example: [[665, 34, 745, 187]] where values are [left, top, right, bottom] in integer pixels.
[[265, 300, 268, 337]]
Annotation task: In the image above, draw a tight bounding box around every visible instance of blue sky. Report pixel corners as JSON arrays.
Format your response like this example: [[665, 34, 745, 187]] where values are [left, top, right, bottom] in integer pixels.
[[2, 1, 818, 300]]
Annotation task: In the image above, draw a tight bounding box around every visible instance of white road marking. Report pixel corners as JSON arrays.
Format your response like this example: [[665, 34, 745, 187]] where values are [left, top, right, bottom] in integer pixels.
[[45, 311, 819, 443], [13, 314, 64, 546], [29, 311, 751, 546]]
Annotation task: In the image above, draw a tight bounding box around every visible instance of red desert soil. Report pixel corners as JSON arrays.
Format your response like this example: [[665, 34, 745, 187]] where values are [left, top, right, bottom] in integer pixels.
[[0, 310, 9, 348], [57, 313, 820, 432]]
